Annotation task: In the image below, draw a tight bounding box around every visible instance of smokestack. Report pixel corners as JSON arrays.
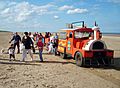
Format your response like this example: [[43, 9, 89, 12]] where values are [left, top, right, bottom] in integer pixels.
[[95, 21, 98, 26], [95, 21, 97, 26], [92, 21, 100, 40]]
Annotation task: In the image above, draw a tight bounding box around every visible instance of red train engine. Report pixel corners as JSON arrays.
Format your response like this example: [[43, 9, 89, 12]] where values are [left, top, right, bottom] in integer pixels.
[[56, 21, 114, 66]]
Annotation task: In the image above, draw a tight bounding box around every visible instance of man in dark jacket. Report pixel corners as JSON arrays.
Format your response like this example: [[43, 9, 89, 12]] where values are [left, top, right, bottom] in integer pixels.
[[21, 32, 34, 61], [9, 32, 21, 54]]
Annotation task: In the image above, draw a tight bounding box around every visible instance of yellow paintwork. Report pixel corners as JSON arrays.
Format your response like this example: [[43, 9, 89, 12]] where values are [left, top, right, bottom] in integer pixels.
[[59, 39, 66, 47], [67, 44, 71, 47], [58, 46, 64, 52]]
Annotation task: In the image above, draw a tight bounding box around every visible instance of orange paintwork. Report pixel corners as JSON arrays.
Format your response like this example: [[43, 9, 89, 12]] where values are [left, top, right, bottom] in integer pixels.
[[57, 27, 113, 59], [57, 28, 94, 57]]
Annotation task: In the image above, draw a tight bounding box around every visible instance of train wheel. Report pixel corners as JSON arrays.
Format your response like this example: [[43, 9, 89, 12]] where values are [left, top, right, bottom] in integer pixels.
[[60, 47, 67, 59], [75, 52, 84, 67]]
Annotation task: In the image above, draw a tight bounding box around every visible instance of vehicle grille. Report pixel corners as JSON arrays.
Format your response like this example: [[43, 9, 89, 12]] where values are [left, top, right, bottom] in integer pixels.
[[93, 51, 106, 57]]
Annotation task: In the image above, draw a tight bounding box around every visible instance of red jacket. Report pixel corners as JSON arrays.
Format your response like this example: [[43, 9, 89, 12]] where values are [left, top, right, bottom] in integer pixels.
[[37, 41, 43, 50]]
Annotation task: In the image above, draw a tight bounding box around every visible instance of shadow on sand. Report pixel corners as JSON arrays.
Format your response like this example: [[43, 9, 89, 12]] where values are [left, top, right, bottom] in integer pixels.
[[0, 57, 120, 71], [83, 57, 120, 71], [0, 58, 74, 66], [63, 56, 120, 71], [33, 52, 55, 55], [110, 57, 120, 70]]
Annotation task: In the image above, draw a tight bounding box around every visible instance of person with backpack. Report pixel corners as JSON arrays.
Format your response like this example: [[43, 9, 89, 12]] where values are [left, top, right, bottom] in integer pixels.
[[21, 32, 34, 61]]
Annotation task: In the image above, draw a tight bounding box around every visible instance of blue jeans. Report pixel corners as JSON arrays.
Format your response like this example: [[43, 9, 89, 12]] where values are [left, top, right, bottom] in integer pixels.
[[39, 50, 43, 61]]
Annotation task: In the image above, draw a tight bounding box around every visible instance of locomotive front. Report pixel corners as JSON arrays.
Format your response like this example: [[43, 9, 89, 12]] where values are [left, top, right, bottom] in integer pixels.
[[75, 26, 114, 66]]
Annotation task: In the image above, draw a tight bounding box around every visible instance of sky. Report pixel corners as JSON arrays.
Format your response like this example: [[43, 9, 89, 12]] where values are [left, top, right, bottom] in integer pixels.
[[0, 0, 120, 33]]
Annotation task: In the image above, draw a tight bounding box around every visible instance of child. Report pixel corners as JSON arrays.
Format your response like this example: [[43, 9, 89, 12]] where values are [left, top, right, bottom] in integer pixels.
[[8, 44, 15, 61], [48, 40, 54, 54], [37, 37, 43, 62]]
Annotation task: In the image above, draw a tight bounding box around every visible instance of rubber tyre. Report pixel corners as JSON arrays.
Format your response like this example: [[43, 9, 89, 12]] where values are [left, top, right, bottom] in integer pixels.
[[75, 52, 84, 67]]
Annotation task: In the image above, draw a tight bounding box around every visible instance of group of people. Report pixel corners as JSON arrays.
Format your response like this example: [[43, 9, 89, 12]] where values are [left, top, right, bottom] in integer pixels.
[[8, 32, 58, 62], [47, 33, 58, 54], [8, 32, 44, 62]]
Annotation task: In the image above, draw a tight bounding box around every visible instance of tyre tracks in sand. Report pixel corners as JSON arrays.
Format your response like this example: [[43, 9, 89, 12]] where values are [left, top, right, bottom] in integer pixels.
[[83, 67, 120, 87], [64, 58, 120, 87]]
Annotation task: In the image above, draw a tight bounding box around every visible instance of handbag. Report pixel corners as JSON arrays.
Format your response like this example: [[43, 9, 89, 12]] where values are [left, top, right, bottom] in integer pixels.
[[20, 43, 25, 51]]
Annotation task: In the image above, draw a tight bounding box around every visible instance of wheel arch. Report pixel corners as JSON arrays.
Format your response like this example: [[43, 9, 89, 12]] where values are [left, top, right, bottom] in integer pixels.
[[73, 50, 83, 59]]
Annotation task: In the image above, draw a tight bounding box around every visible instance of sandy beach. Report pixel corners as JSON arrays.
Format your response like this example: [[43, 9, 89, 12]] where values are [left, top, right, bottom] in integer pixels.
[[0, 32, 120, 88]]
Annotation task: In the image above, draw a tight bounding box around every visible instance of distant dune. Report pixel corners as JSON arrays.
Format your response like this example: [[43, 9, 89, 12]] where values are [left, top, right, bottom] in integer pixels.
[[0, 30, 11, 32]]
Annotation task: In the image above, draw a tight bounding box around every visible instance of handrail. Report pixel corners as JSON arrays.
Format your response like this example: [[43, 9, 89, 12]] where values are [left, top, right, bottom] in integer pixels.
[[72, 21, 84, 27]]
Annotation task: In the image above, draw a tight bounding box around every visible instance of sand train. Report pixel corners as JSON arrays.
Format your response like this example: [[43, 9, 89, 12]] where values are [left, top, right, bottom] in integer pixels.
[[44, 21, 114, 66]]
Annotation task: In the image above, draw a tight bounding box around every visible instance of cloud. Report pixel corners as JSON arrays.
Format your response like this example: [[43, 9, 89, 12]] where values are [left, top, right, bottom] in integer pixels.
[[54, 15, 59, 19], [0, 1, 61, 32], [36, 3, 56, 9], [58, 5, 73, 11], [0, 2, 89, 22], [0, 2, 33, 22], [67, 8, 88, 14], [107, 0, 120, 3], [15, 12, 31, 22], [0, 1, 58, 22], [58, 5, 88, 15], [32, 3, 57, 15], [1, 8, 10, 14], [13, 2, 33, 22], [98, 0, 120, 4]]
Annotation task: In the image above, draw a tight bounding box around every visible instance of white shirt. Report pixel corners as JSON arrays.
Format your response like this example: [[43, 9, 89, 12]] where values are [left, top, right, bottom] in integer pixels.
[[9, 48, 14, 54]]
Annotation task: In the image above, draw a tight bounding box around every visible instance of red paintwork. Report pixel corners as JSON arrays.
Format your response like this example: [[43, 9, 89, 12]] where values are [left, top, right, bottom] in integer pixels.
[[57, 26, 114, 59]]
